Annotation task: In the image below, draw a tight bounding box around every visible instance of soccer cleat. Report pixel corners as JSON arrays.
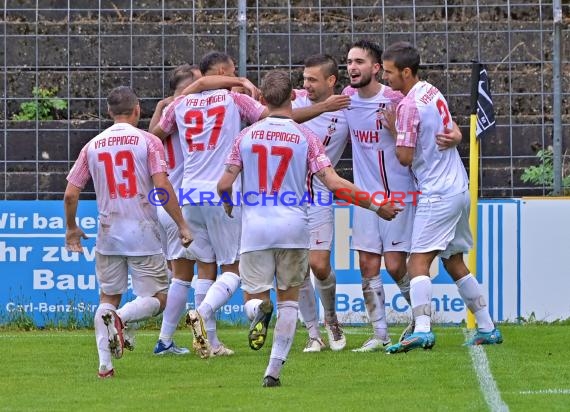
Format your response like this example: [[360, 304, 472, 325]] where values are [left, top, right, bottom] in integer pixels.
[[123, 325, 135, 351], [210, 343, 235, 357], [385, 331, 436, 354], [262, 375, 281, 388], [153, 339, 190, 355], [464, 328, 503, 346], [399, 319, 415, 342], [248, 300, 274, 351], [97, 366, 114, 379], [303, 337, 326, 353], [352, 336, 392, 353], [102, 310, 125, 359], [185, 310, 211, 359], [325, 321, 346, 351]]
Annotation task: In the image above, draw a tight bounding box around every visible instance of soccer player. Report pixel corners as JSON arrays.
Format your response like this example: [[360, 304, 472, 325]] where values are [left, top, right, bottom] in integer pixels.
[[149, 64, 202, 355], [217, 70, 401, 387], [341, 39, 418, 352], [64, 86, 192, 378], [382, 41, 503, 353], [151, 51, 268, 358], [292, 54, 349, 352]]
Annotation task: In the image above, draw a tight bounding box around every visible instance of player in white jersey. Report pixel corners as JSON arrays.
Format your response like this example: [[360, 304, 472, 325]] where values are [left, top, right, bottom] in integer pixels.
[[64, 86, 192, 378], [151, 51, 268, 357], [381, 42, 503, 354], [217, 70, 401, 387], [148, 65, 202, 356], [340, 39, 418, 352], [292, 54, 349, 352]]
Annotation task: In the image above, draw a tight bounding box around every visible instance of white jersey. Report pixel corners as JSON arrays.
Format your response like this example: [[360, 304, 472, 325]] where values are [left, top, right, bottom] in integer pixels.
[[342, 86, 416, 202], [395, 81, 468, 198], [292, 89, 349, 199], [226, 116, 332, 253], [67, 122, 167, 256], [162, 129, 184, 191], [159, 89, 265, 204]]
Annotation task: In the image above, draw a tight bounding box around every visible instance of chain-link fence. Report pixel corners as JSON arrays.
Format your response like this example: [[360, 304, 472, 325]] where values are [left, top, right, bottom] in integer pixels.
[[1, 0, 569, 199]]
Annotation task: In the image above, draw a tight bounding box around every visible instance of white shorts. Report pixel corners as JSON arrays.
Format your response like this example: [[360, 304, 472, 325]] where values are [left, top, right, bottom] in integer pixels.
[[157, 206, 196, 261], [308, 204, 334, 251], [95, 252, 169, 297], [239, 248, 308, 294], [182, 204, 240, 265], [351, 204, 414, 254], [411, 190, 473, 258]]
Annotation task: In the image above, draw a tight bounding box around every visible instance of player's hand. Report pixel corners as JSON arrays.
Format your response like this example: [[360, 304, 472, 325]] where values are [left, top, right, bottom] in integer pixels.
[[179, 225, 193, 248], [436, 126, 462, 151], [239, 78, 261, 101], [380, 106, 397, 137], [323, 94, 350, 112], [223, 202, 234, 218], [65, 227, 88, 252], [376, 202, 404, 221]]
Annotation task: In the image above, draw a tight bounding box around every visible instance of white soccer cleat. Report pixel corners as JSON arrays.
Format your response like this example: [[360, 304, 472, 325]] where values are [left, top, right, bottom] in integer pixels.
[[211, 343, 235, 357], [102, 310, 125, 359], [325, 321, 346, 351], [303, 337, 326, 353], [185, 310, 211, 359], [352, 336, 392, 353]]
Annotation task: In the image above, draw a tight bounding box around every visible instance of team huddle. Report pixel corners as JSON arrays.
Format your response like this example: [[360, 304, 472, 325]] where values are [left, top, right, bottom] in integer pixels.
[[63, 40, 503, 387]]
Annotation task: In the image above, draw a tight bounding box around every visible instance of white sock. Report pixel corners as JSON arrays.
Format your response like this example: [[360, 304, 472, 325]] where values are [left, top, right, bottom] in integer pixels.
[[194, 278, 214, 310], [410, 275, 432, 333], [95, 302, 116, 370], [396, 273, 412, 306], [265, 301, 298, 379], [245, 299, 263, 321], [159, 278, 192, 344], [456, 274, 495, 332], [315, 269, 337, 324], [361, 275, 388, 341], [117, 296, 160, 323], [298, 275, 320, 339], [198, 272, 240, 349]]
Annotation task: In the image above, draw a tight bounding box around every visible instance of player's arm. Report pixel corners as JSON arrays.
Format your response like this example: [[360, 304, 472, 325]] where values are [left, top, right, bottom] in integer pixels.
[[395, 103, 419, 167], [152, 172, 193, 247], [316, 166, 402, 221], [149, 96, 174, 133], [291, 94, 351, 123], [396, 146, 414, 166], [63, 182, 88, 252], [180, 76, 260, 100], [217, 164, 242, 218], [436, 121, 462, 150]]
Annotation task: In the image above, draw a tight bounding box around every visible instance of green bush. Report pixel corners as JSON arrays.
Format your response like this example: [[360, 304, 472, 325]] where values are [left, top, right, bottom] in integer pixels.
[[521, 146, 570, 195], [12, 87, 68, 121]]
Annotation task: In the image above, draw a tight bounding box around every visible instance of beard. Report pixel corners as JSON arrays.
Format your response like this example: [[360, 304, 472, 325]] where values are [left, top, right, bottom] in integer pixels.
[[350, 72, 373, 89]]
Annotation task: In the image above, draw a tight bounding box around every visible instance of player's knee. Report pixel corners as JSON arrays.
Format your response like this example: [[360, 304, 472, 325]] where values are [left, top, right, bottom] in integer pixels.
[[310, 261, 330, 280], [154, 292, 168, 313]]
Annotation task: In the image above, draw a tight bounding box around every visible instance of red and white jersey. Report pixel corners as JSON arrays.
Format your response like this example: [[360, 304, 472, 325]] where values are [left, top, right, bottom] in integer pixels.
[[159, 89, 265, 204], [162, 129, 184, 191], [342, 85, 416, 202], [67, 122, 167, 256], [292, 89, 349, 198], [226, 117, 332, 253], [395, 81, 468, 198]]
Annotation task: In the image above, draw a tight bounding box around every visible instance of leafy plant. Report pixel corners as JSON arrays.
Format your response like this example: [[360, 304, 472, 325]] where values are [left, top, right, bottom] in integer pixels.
[[521, 146, 570, 195], [12, 87, 67, 121]]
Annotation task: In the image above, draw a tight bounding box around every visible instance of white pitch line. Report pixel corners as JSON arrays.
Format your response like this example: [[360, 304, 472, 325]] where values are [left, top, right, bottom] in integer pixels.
[[519, 389, 570, 395], [464, 329, 509, 412]]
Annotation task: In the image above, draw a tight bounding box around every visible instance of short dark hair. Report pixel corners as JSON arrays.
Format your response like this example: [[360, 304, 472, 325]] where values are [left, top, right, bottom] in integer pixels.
[[382, 41, 421, 76], [261, 70, 292, 108], [107, 86, 138, 116], [350, 39, 383, 64], [199, 51, 232, 74], [169, 64, 199, 91], [304, 54, 339, 83]]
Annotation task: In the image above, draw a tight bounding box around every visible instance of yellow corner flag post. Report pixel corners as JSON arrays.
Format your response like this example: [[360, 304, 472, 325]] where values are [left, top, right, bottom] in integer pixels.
[[468, 62, 496, 330], [467, 62, 481, 330]]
